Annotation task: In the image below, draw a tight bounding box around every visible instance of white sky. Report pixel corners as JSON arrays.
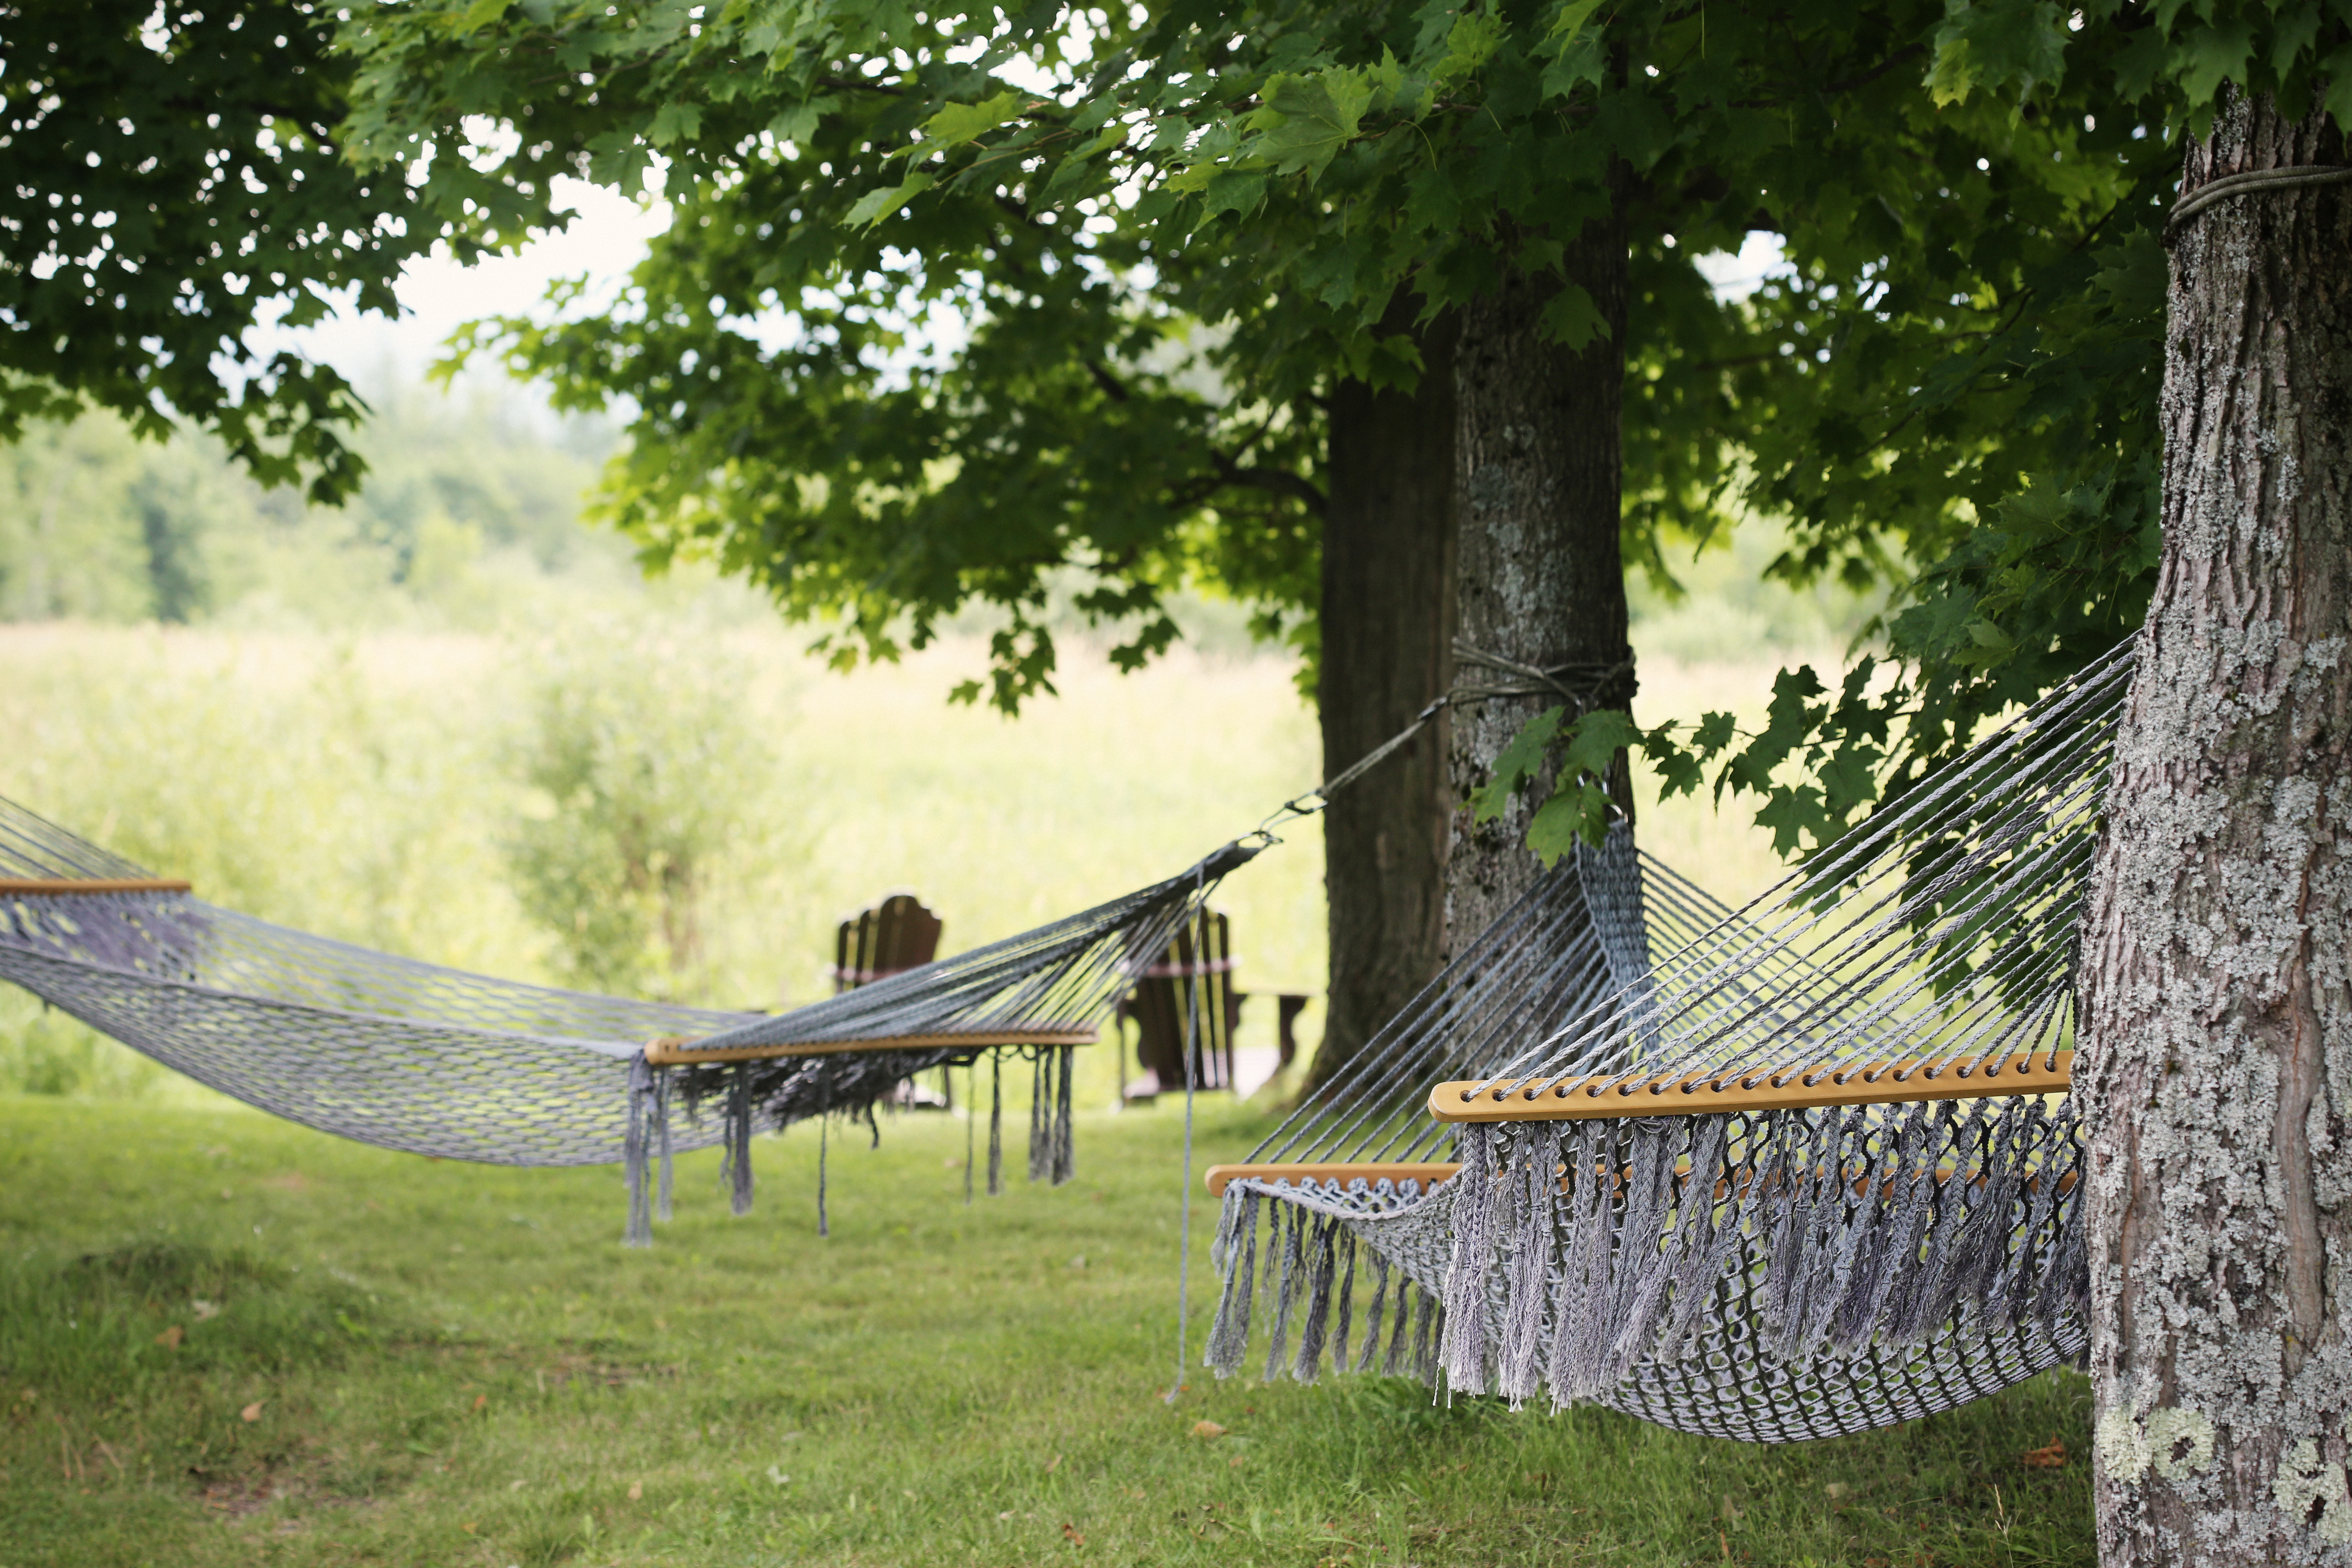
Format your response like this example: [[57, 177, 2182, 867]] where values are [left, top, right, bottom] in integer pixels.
[[251, 178, 1786, 406], [252, 177, 670, 394]]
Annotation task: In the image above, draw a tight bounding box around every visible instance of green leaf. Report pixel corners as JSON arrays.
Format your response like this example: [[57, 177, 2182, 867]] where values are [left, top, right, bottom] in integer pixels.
[[1645, 738, 1705, 799], [1560, 707, 1640, 783], [1527, 784, 1609, 863], [451, 0, 510, 36], [1437, 11, 1506, 84], [843, 172, 935, 228], [1539, 285, 1608, 351], [1250, 69, 1376, 182], [2325, 46, 2352, 134], [924, 90, 1033, 147], [648, 101, 703, 147], [1929, 0, 2069, 105], [1196, 169, 1268, 223], [1817, 743, 1880, 824], [1754, 785, 1826, 858], [2174, 21, 2256, 109], [1543, 0, 1608, 51], [1469, 706, 1564, 823]]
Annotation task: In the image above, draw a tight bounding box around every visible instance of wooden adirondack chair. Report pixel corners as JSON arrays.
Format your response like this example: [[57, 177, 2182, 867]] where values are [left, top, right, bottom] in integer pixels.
[[834, 891, 949, 1107], [1118, 907, 1311, 1102], [833, 892, 943, 993]]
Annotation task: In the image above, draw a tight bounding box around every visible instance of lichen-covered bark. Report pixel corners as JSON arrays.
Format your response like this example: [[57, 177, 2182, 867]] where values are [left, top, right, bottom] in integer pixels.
[[2081, 91, 2352, 1566], [1446, 224, 1632, 953], [1309, 314, 1457, 1090]]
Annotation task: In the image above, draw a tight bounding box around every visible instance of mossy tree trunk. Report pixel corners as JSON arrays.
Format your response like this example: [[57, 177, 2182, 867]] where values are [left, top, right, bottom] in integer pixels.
[[1445, 218, 1633, 955], [2081, 89, 2352, 1565], [1309, 314, 1459, 1090]]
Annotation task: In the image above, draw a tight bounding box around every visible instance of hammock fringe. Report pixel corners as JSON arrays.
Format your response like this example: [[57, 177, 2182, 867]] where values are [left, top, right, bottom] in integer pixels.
[[1208, 1095, 2089, 1416]]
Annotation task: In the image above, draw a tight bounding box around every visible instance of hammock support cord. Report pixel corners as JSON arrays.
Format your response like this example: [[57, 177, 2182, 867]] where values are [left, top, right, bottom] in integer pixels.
[[1200, 641, 2129, 1443]]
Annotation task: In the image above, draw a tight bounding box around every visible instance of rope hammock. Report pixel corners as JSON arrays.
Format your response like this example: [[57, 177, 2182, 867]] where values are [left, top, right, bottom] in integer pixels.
[[0, 795, 1248, 1241], [1198, 641, 2129, 1441]]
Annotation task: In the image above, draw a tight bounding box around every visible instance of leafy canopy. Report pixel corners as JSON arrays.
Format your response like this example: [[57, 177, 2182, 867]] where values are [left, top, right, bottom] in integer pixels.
[[345, 0, 2348, 861]]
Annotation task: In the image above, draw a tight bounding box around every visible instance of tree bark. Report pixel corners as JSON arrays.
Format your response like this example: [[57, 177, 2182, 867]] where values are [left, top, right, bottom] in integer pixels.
[[2081, 90, 2352, 1566], [1307, 314, 1459, 1090], [1446, 223, 1633, 955]]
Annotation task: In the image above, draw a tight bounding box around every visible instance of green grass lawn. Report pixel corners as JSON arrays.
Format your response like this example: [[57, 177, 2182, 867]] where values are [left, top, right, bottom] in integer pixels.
[[0, 1092, 2092, 1568]]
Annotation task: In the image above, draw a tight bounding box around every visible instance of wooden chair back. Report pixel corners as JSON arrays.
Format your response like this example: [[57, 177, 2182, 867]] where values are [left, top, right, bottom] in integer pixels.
[[833, 892, 944, 993], [1121, 907, 1241, 1094]]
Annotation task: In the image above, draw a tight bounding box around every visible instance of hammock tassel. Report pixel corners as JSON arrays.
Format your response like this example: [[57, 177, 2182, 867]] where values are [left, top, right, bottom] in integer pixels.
[[963, 1062, 976, 1207], [1438, 1121, 1501, 1396], [653, 1068, 675, 1223], [1383, 1264, 1416, 1379], [1052, 1045, 1076, 1185], [1498, 1126, 1559, 1408], [1292, 1213, 1339, 1384], [1355, 1246, 1390, 1376], [719, 1063, 755, 1218], [624, 1053, 655, 1249], [1204, 1187, 1262, 1378], [1328, 1221, 1357, 1377], [987, 1056, 1004, 1196], [1028, 1050, 1051, 1183], [1262, 1200, 1303, 1381], [816, 1116, 830, 1237]]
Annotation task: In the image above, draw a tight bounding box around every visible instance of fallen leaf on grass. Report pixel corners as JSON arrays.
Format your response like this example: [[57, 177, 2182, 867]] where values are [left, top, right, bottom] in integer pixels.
[[2022, 1439, 2067, 1469], [1045, 1453, 1062, 1474], [239, 1403, 263, 1423], [155, 1325, 184, 1349], [1228, 1455, 1244, 1469], [1062, 1521, 1085, 1546], [191, 1300, 220, 1321], [1190, 1421, 1226, 1439], [1823, 1481, 1850, 1499], [627, 1482, 643, 1501], [472, 1394, 488, 1412]]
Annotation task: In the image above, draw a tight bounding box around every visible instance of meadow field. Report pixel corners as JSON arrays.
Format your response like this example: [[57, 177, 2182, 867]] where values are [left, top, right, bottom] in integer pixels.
[[0, 618, 2094, 1566], [0, 617, 1803, 1105]]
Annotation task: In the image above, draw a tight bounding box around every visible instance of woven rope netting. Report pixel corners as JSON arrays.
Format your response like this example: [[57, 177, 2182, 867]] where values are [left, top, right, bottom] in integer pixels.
[[1204, 642, 2131, 1441], [0, 797, 1242, 1232]]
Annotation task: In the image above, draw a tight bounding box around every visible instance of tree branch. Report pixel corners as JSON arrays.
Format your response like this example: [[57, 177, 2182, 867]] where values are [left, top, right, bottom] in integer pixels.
[[1210, 453, 1327, 516]]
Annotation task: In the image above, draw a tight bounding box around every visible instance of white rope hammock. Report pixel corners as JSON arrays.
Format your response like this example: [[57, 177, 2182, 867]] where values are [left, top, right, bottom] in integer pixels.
[[0, 797, 1247, 1240], [1198, 640, 2129, 1441]]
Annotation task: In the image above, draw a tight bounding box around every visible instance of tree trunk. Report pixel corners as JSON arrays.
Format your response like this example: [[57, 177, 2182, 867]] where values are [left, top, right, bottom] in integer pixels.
[[2081, 90, 2352, 1566], [1446, 225, 1633, 954], [1307, 314, 1459, 1090]]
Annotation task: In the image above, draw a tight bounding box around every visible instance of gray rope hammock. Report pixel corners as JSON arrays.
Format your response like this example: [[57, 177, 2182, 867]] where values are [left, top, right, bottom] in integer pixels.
[[1198, 639, 2130, 1442], [0, 795, 1250, 1241]]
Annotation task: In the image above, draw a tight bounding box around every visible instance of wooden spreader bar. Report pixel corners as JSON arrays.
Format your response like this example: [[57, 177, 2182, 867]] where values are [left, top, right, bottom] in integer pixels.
[[1204, 1162, 1461, 1198], [0, 878, 192, 895], [1429, 1050, 2074, 1123], [644, 1027, 1097, 1066]]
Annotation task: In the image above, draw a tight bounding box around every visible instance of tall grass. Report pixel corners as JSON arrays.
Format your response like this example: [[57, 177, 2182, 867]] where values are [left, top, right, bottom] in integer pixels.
[[0, 619, 1820, 1103]]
